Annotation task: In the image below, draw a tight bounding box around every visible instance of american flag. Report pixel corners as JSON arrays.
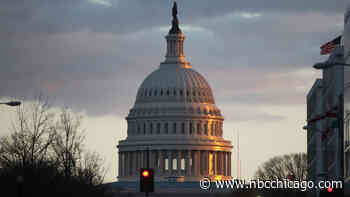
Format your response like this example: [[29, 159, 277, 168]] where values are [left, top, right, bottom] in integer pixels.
[[320, 35, 342, 55]]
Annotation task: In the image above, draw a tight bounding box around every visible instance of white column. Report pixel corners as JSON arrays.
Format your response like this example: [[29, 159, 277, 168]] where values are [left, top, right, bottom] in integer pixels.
[[228, 152, 232, 176], [140, 150, 144, 168], [126, 152, 130, 176], [168, 151, 173, 175], [221, 152, 225, 175], [214, 152, 217, 175], [186, 151, 191, 176], [159, 150, 164, 175], [223, 152, 227, 176], [118, 152, 121, 177], [120, 152, 124, 177], [177, 151, 182, 175], [149, 150, 153, 168], [130, 152, 135, 175], [205, 151, 209, 176], [194, 150, 200, 176]]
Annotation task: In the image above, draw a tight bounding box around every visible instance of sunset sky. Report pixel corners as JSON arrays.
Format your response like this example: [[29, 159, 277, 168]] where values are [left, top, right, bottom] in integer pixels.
[[0, 0, 348, 182]]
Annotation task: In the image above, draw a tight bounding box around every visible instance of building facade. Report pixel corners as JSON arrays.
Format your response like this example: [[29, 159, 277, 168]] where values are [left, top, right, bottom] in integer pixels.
[[117, 3, 232, 182], [306, 47, 345, 196], [306, 78, 324, 192], [344, 3, 350, 192]]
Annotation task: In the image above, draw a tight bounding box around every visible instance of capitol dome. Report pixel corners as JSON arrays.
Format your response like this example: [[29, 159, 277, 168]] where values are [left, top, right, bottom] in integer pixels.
[[136, 66, 215, 104], [117, 2, 232, 182]]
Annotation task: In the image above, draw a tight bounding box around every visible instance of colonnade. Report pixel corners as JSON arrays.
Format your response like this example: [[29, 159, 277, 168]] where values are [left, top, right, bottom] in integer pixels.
[[119, 150, 231, 178]]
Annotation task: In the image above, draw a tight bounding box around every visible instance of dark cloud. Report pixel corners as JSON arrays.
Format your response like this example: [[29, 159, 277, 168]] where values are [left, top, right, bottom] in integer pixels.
[[0, 0, 347, 35], [0, 0, 345, 119]]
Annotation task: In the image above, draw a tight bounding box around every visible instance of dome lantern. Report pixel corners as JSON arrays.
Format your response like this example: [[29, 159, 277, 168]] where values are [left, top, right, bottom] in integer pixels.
[[164, 1, 187, 65]]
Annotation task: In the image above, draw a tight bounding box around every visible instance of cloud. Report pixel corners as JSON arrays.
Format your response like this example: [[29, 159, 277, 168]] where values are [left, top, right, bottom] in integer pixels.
[[88, 0, 113, 7], [0, 0, 347, 181]]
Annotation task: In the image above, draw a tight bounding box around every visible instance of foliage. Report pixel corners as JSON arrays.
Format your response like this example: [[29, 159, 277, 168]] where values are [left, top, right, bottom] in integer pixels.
[[0, 96, 110, 197], [254, 153, 307, 181]]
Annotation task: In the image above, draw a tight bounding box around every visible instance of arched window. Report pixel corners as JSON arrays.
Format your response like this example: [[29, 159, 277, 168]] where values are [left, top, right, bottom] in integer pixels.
[[173, 122, 177, 134], [181, 123, 185, 134], [164, 123, 168, 134], [166, 89, 170, 96], [157, 123, 161, 134]]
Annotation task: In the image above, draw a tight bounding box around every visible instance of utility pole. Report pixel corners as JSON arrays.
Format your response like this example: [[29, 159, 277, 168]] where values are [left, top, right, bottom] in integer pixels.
[[146, 147, 149, 197]]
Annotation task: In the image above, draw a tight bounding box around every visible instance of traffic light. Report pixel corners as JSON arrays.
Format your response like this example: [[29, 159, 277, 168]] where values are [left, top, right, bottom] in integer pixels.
[[320, 187, 344, 197], [140, 168, 154, 193]]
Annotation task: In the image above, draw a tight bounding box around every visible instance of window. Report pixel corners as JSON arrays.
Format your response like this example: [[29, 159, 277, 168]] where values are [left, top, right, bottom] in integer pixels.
[[181, 123, 185, 134], [154, 90, 157, 96], [215, 123, 218, 136], [197, 123, 201, 135], [189, 122, 193, 135], [180, 90, 183, 96], [165, 159, 169, 170], [173, 122, 177, 134], [181, 158, 185, 170], [173, 158, 177, 170], [150, 123, 153, 134], [204, 123, 208, 135], [137, 124, 141, 134], [166, 89, 170, 96], [143, 123, 146, 134], [173, 89, 177, 96], [157, 123, 161, 134], [164, 123, 168, 134], [211, 123, 214, 136]]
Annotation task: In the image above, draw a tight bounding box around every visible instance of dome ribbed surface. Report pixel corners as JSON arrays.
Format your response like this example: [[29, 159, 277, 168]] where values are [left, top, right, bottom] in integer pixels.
[[135, 66, 215, 104]]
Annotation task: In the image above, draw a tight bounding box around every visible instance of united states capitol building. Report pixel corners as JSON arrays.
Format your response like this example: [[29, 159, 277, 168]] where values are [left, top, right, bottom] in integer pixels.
[[117, 2, 232, 183]]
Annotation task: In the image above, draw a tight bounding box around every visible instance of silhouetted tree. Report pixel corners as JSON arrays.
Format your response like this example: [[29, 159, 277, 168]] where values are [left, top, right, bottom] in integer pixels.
[[0, 96, 110, 197], [254, 153, 307, 181], [0, 95, 55, 169]]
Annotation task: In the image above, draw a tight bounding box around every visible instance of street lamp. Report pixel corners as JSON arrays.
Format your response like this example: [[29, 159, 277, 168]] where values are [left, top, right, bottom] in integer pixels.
[[0, 101, 21, 107], [313, 61, 350, 69]]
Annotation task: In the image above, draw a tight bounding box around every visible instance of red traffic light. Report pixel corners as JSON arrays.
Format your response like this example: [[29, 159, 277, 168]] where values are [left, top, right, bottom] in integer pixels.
[[140, 168, 154, 193], [142, 170, 150, 177]]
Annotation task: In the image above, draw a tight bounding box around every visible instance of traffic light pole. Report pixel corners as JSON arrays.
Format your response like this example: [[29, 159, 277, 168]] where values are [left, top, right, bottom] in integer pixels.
[[146, 147, 149, 197], [338, 94, 344, 192]]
